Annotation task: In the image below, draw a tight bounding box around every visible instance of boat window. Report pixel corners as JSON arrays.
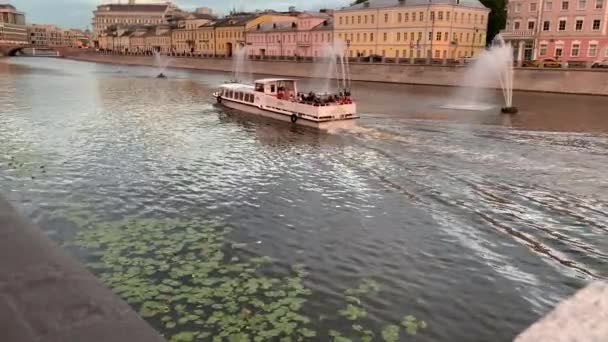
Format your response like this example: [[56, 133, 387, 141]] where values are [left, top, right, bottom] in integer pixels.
[[228, 90, 232, 98], [249, 94, 254, 103], [255, 83, 264, 92], [239, 92, 244, 101], [270, 84, 275, 93]]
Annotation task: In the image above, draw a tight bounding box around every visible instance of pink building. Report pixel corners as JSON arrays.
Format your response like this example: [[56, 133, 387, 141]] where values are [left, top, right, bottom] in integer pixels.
[[246, 12, 333, 58], [502, 0, 608, 63]]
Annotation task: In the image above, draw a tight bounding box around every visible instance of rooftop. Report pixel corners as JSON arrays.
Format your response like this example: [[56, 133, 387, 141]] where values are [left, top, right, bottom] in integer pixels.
[[214, 15, 258, 27], [343, 0, 488, 10], [248, 20, 298, 32], [95, 4, 169, 13]]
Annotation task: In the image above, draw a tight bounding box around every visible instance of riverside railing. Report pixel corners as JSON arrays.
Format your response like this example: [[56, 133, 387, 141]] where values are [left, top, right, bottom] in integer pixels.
[[93, 49, 608, 70]]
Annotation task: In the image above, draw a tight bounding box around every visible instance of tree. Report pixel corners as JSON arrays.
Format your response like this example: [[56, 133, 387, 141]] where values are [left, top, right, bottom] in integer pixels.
[[479, 0, 508, 45]]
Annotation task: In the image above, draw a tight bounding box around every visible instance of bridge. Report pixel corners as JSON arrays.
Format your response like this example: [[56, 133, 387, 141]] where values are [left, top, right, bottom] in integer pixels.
[[0, 44, 69, 57]]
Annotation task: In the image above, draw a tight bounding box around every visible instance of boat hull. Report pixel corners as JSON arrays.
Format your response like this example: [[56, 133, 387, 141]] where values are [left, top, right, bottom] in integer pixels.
[[216, 96, 358, 131]]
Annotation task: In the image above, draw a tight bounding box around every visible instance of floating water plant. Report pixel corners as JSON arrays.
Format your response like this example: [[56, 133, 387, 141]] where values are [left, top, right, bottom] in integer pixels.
[[71, 217, 426, 341]]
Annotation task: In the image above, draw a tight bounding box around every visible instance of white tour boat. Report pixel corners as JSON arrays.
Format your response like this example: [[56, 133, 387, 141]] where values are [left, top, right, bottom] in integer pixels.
[[213, 78, 358, 130]]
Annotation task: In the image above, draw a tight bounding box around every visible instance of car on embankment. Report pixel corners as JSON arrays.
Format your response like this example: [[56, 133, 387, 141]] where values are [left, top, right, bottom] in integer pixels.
[[522, 58, 562, 68], [591, 58, 608, 68]]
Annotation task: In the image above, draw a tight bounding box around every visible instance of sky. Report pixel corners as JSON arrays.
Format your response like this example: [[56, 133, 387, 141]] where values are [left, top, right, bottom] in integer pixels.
[[10, 0, 349, 29]]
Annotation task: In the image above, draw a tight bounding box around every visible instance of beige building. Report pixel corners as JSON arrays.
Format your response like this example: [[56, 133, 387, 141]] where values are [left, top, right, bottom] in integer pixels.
[[334, 0, 490, 59], [214, 14, 292, 57], [144, 25, 172, 54], [61, 29, 90, 48], [27, 24, 64, 46], [194, 23, 216, 56], [0, 4, 27, 45], [129, 27, 149, 53], [92, 2, 180, 46], [171, 13, 214, 54]]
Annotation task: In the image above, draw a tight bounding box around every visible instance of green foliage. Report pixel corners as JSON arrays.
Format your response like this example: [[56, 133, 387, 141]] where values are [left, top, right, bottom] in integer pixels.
[[479, 0, 508, 44], [381, 325, 400, 342], [70, 216, 429, 341]]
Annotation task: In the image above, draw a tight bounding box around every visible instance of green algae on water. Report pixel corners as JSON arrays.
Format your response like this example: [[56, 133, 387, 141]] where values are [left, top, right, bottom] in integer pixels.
[[71, 217, 427, 341]]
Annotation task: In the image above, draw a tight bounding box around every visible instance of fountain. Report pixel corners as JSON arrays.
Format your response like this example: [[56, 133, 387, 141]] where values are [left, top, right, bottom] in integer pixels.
[[443, 35, 517, 114], [231, 44, 251, 83], [314, 39, 351, 96], [153, 50, 169, 78]]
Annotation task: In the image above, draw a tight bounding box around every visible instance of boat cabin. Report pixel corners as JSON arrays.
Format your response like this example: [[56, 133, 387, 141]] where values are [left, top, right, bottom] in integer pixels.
[[254, 79, 297, 100]]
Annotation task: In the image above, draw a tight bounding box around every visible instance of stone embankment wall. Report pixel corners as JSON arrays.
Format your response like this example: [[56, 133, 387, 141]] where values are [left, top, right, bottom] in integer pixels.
[[0, 196, 165, 342], [65, 51, 608, 96]]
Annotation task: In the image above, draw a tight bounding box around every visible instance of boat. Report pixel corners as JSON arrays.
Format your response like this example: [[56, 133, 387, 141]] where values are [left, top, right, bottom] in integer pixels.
[[213, 78, 358, 130]]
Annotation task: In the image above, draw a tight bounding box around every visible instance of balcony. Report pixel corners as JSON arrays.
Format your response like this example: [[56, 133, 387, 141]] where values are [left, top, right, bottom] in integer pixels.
[[500, 30, 535, 39]]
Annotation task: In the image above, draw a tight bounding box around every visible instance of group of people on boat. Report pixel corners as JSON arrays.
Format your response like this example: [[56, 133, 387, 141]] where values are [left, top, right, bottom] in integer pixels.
[[276, 86, 353, 106]]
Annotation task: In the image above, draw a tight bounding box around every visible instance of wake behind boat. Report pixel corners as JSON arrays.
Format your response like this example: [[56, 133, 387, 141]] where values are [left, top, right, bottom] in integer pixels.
[[213, 78, 358, 130]]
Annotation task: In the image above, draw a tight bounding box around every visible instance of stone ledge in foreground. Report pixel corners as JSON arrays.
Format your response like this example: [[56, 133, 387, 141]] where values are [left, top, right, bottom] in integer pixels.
[[0, 196, 165, 342], [516, 281, 608, 342]]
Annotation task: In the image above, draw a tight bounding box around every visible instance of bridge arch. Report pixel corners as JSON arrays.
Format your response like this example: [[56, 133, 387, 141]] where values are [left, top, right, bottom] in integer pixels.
[[0, 45, 66, 57]]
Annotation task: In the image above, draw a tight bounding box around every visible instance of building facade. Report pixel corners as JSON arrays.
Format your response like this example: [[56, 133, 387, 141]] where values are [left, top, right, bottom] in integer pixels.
[[245, 12, 334, 58], [92, 2, 179, 45], [0, 4, 27, 45], [334, 0, 490, 59], [502, 0, 608, 62], [27, 24, 64, 46], [171, 13, 214, 54], [215, 14, 294, 57], [194, 23, 216, 55]]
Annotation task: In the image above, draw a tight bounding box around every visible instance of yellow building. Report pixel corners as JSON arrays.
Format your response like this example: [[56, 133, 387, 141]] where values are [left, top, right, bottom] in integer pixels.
[[214, 14, 293, 57], [171, 13, 214, 55], [194, 23, 216, 56], [144, 25, 172, 54], [334, 0, 490, 59]]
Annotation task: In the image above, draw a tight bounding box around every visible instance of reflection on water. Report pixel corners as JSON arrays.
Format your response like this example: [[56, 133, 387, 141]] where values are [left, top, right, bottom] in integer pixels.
[[1, 57, 608, 341]]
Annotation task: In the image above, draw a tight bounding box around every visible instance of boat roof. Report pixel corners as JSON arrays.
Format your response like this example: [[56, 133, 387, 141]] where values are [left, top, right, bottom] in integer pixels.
[[254, 78, 297, 84], [220, 83, 255, 91]]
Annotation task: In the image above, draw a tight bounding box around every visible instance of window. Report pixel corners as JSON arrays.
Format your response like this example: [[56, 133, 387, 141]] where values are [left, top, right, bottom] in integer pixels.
[[345, 16, 349, 25], [363, 33, 367, 41], [515, 3, 522, 12], [397, 32, 401, 41], [555, 47, 563, 57], [419, 12, 424, 21], [588, 44, 598, 56], [384, 13, 389, 22], [514, 21, 521, 29], [546, 1, 553, 9], [411, 32, 415, 40], [543, 20, 551, 30], [530, 2, 538, 10], [575, 19, 583, 30], [593, 19, 601, 30], [418, 32, 423, 41], [428, 32, 432, 41], [559, 19, 567, 30], [434, 50, 440, 58], [438, 11, 443, 20], [398, 13, 402, 22], [578, 0, 587, 8], [436, 31, 442, 40], [370, 33, 374, 42], [445, 32, 449, 41], [540, 44, 547, 56], [562, 1, 569, 9], [364, 15, 368, 24], [356, 33, 360, 42], [571, 43, 580, 56], [371, 15, 375, 24], [405, 13, 409, 21], [466, 33, 470, 41], [383, 32, 387, 41], [596, 0, 604, 8], [528, 21, 535, 29], [431, 11, 435, 20]]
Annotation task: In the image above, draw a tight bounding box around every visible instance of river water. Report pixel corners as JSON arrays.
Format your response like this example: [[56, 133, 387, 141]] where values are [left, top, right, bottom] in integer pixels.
[[1, 57, 608, 341]]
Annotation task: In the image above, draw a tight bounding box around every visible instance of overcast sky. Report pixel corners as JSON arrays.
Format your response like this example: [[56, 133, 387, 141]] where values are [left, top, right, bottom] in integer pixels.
[[11, 0, 349, 29]]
